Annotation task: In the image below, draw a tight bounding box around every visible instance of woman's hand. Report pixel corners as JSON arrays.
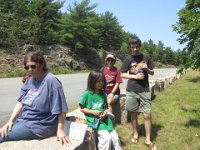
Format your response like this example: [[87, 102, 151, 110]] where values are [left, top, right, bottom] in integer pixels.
[[57, 113, 71, 145], [0, 120, 13, 137], [0, 102, 23, 137], [56, 129, 71, 145]]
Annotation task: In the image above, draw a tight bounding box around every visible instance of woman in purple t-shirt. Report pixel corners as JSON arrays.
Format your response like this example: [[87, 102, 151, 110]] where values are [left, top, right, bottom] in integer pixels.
[[102, 54, 122, 116], [0, 51, 70, 145]]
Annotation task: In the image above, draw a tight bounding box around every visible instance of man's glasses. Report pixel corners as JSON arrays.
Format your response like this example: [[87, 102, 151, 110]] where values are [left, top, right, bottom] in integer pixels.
[[107, 59, 115, 62], [24, 65, 36, 70]]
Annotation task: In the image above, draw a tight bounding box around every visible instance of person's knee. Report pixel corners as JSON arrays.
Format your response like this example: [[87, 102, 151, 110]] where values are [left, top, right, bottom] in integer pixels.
[[111, 132, 120, 143], [107, 100, 112, 105], [143, 113, 151, 120], [98, 133, 112, 149], [108, 97, 114, 105], [131, 112, 138, 117]]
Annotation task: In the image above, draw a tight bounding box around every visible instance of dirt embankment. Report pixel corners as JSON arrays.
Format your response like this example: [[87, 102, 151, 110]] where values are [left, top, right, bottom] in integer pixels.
[[0, 45, 110, 75], [0, 45, 175, 76]]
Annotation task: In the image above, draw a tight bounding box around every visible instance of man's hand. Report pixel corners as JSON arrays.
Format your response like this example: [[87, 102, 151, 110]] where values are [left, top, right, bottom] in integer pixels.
[[141, 63, 148, 70], [136, 73, 144, 80]]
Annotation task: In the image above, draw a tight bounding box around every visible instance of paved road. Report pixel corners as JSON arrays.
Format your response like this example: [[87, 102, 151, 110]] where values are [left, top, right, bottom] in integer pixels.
[[0, 68, 177, 126]]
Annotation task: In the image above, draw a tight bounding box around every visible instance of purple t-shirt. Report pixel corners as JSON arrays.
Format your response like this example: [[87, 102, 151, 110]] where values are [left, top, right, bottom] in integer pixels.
[[17, 73, 68, 138]]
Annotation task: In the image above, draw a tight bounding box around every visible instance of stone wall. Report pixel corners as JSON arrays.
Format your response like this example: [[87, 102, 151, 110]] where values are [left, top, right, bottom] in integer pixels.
[[0, 110, 96, 150]]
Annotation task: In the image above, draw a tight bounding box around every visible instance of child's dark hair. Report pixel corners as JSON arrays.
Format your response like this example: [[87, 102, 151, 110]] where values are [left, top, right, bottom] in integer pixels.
[[87, 70, 106, 93], [128, 35, 142, 47]]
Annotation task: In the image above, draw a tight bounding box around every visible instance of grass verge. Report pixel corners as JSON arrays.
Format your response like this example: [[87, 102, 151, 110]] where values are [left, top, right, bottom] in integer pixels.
[[116, 70, 200, 150], [0, 68, 90, 78]]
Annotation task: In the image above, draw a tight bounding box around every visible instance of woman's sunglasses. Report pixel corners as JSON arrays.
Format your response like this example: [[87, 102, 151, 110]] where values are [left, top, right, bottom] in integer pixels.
[[107, 59, 115, 62], [24, 65, 36, 70]]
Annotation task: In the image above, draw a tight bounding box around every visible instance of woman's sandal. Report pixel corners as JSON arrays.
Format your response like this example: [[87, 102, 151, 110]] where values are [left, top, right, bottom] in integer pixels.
[[131, 137, 138, 144], [144, 142, 157, 150]]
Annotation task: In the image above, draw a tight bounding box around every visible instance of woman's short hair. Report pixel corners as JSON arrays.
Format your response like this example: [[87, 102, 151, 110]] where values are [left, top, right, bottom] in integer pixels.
[[24, 51, 48, 71]]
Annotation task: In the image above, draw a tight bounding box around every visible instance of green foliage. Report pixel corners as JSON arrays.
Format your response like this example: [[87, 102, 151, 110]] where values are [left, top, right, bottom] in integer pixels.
[[119, 31, 133, 54], [141, 39, 179, 66], [172, 0, 200, 69], [0, 69, 27, 78], [60, 0, 100, 50], [176, 65, 185, 74], [29, 0, 63, 44], [0, 0, 63, 46], [0, 0, 190, 68], [142, 39, 157, 60], [50, 67, 74, 75], [120, 42, 129, 54], [99, 11, 124, 51], [172, 0, 200, 51], [190, 39, 200, 70]]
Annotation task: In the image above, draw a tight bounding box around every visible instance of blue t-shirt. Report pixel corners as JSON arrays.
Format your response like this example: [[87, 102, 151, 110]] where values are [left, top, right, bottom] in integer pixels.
[[17, 73, 68, 138]]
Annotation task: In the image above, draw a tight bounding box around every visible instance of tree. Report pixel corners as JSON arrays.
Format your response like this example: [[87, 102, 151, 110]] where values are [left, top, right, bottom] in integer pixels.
[[0, 0, 63, 46], [174, 49, 182, 66], [190, 39, 200, 69], [172, 0, 200, 69], [99, 11, 124, 51], [164, 47, 176, 65], [120, 31, 133, 54], [0, 0, 31, 46], [60, 0, 99, 50], [156, 41, 165, 62], [30, 0, 63, 44]]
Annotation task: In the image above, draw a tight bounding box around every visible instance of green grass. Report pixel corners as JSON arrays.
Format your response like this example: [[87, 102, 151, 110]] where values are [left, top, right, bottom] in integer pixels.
[[68, 104, 79, 112], [50, 67, 76, 75], [0, 67, 90, 78], [0, 69, 28, 78], [116, 70, 200, 150]]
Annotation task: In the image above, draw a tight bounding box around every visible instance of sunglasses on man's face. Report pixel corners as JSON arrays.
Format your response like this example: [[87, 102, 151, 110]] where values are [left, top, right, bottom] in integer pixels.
[[107, 59, 115, 62], [24, 65, 36, 70]]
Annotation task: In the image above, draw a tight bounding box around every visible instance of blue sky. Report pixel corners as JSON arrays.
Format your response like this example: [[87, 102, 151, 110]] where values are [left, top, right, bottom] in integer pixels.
[[61, 0, 186, 50]]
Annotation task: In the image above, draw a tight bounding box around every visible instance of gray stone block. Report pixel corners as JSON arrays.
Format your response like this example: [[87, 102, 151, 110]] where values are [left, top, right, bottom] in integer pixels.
[[0, 109, 96, 150]]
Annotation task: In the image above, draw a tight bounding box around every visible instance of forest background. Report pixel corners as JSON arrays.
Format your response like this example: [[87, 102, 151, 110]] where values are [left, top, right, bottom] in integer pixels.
[[0, 0, 199, 77]]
